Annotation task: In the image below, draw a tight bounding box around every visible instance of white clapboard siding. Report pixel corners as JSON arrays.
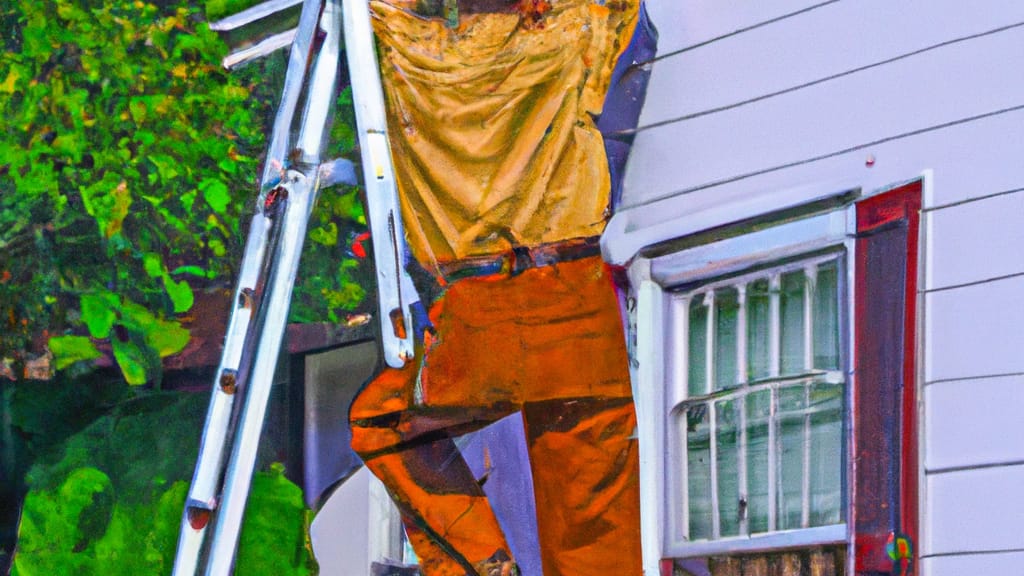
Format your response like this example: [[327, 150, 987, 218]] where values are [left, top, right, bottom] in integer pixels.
[[924, 375, 1024, 472], [623, 2, 1024, 570], [644, 0, 826, 58], [640, 0, 1024, 128], [925, 464, 1024, 555], [608, 107, 1024, 259], [925, 191, 1024, 291], [622, 24, 1024, 209], [924, 274, 1024, 383], [922, 551, 1024, 576]]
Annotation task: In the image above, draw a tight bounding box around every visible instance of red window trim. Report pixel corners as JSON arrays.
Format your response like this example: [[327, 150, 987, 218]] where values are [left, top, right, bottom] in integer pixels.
[[853, 180, 922, 575]]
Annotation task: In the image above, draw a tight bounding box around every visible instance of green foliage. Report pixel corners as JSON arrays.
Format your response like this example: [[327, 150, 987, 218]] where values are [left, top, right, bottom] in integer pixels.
[[287, 83, 375, 324], [8, 373, 132, 468], [14, 468, 314, 575], [0, 0, 371, 384], [238, 462, 319, 576], [21, 392, 202, 502], [47, 337, 102, 371], [13, 392, 315, 575], [204, 0, 265, 21], [12, 468, 113, 576], [290, 184, 373, 324], [0, 0, 265, 382]]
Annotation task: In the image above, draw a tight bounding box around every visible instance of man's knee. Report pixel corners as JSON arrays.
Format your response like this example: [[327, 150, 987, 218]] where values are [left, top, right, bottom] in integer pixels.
[[350, 418, 404, 458], [349, 367, 417, 457], [349, 365, 416, 423]]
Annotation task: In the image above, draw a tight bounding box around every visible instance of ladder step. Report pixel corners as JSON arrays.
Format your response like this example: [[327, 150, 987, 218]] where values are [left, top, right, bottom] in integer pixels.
[[219, 369, 239, 396], [238, 287, 255, 310], [187, 507, 213, 530]]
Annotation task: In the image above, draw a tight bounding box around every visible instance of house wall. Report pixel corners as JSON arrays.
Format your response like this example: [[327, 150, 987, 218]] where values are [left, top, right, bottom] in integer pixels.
[[617, 1, 1024, 573]]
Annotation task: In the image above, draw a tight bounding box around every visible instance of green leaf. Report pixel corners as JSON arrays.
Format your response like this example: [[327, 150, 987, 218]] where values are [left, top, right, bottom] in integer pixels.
[[133, 131, 157, 147], [308, 222, 337, 246], [48, 336, 102, 371], [170, 265, 207, 278], [327, 189, 366, 224], [111, 336, 151, 386], [128, 98, 147, 123], [80, 176, 132, 239], [145, 320, 190, 358], [12, 467, 112, 575], [143, 253, 164, 278], [218, 157, 237, 175], [199, 178, 230, 214], [149, 154, 179, 183], [162, 276, 194, 314], [80, 293, 118, 339], [237, 463, 317, 575], [118, 301, 190, 358], [208, 238, 226, 257], [180, 190, 197, 213], [0, 67, 21, 94], [52, 133, 84, 163]]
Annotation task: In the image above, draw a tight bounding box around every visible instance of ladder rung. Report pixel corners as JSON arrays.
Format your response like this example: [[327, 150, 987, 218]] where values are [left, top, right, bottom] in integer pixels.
[[209, 0, 303, 31], [223, 28, 297, 69]]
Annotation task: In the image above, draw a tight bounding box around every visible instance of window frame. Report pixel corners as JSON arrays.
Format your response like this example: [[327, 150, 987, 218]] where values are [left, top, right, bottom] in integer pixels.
[[627, 181, 923, 574], [635, 200, 855, 559]]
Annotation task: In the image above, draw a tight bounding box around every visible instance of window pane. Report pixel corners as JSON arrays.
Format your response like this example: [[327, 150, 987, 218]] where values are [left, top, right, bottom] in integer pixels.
[[779, 272, 806, 375], [777, 385, 805, 530], [746, 279, 771, 381], [809, 382, 844, 526], [715, 288, 739, 390], [674, 255, 846, 545], [716, 400, 740, 537], [686, 403, 713, 540], [689, 297, 708, 397], [814, 261, 841, 370], [745, 390, 770, 534]]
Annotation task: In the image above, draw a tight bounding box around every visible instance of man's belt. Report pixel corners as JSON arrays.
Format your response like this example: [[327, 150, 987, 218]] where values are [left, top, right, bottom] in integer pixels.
[[438, 236, 602, 281]]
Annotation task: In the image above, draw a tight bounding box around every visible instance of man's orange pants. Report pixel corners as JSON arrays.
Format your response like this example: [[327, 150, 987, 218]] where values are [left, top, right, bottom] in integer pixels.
[[349, 256, 642, 576]]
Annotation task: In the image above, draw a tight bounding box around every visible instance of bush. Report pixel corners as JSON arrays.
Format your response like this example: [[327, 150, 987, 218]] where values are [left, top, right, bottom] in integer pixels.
[[12, 392, 316, 575], [0, 0, 371, 385]]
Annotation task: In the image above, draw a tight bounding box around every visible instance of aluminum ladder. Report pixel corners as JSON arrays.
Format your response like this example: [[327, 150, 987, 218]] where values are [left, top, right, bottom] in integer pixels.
[[172, 0, 420, 572]]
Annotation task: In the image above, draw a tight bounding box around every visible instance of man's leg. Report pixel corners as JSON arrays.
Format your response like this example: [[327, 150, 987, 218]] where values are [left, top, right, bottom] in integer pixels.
[[351, 364, 514, 575], [522, 397, 642, 576]]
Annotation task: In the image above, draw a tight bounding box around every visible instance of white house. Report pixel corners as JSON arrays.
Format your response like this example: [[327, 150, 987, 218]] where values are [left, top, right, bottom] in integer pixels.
[[603, 1, 1024, 574]]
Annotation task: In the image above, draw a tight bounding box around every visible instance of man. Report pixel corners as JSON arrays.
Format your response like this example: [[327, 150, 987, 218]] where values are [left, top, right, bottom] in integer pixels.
[[349, 1, 646, 574]]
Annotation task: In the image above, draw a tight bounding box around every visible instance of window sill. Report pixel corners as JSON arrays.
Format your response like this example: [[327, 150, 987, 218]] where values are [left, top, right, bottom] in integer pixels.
[[666, 524, 847, 559]]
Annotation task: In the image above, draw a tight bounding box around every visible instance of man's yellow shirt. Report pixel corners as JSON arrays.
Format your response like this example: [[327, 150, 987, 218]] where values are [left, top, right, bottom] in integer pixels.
[[370, 0, 640, 268]]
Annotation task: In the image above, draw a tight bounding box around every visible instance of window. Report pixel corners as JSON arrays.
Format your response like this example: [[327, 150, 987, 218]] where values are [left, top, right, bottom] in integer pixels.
[[626, 181, 922, 575], [671, 255, 846, 545]]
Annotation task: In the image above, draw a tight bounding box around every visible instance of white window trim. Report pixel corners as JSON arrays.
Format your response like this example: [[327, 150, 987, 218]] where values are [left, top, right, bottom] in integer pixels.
[[627, 200, 858, 568]]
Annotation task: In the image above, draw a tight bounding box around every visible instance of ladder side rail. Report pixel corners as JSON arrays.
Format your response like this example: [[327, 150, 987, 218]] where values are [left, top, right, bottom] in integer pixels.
[[172, 0, 327, 573], [342, 0, 419, 368], [175, 126, 298, 576], [259, 0, 326, 191], [203, 2, 343, 573], [186, 214, 271, 509], [171, 213, 274, 576]]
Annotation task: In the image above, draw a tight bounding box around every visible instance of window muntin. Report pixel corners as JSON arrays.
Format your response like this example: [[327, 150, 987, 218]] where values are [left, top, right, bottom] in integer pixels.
[[671, 254, 845, 545]]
